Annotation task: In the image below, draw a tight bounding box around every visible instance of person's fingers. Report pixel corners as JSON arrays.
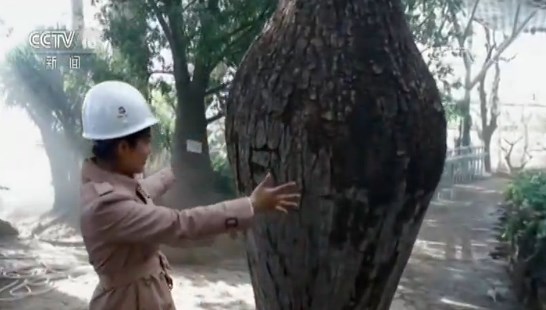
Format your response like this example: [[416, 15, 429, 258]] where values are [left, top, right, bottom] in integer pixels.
[[275, 205, 288, 213], [270, 181, 298, 194], [277, 193, 300, 202], [278, 200, 299, 209]]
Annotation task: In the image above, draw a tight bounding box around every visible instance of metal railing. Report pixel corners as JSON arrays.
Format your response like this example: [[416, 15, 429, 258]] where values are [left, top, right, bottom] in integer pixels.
[[435, 146, 488, 200]]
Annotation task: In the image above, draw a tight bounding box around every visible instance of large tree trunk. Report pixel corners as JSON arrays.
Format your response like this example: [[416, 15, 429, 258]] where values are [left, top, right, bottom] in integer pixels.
[[225, 0, 447, 309], [42, 131, 81, 216], [29, 111, 81, 218], [45, 135, 81, 216]]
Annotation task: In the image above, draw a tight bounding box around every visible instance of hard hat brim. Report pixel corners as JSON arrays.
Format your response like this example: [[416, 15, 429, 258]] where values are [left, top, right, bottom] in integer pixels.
[[82, 117, 159, 140]]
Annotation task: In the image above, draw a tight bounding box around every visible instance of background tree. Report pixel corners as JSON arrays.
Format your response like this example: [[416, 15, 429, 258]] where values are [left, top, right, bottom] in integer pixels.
[[0, 0, 176, 225], [475, 24, 516, 172], [1, 45, 93, 221], [93, 0, 276, 205], [0, 0, 272, 236], [448, 0, 537, 148], [0, 20, 168, 229], [226, 0, 446, 309], [94, 2, 175, 154]]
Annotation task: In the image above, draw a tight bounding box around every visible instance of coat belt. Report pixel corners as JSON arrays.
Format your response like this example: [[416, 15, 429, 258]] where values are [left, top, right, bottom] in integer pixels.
[[97, 255, 169, 290]]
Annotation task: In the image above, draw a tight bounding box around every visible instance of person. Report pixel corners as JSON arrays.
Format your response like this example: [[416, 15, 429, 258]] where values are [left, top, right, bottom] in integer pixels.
[[79, 80, 301, 310]]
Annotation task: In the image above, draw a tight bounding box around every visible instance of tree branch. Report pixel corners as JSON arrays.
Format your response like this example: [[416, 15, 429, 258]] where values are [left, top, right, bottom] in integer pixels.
[[192, 0, 218, 91], [476, 24, 494, 130], [463, 0, 481, 39], [213, 8, 271, 64], [502, 137, 522, 172], [468, 7, 537, 88], [182, 0, 199, 11], [487, 56, 502, 131], [449, 1, 479, 107], [151, 69, 174, 75], [148, 0, 192, 88], [206, 112, 224, 124], [205, 82, 230, 96], [167, 100, 176, 111], [147, 1, 173, 42]]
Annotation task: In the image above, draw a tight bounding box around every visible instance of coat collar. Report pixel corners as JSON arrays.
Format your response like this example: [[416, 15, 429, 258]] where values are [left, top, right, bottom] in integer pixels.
[[81, 158, 140, 198]]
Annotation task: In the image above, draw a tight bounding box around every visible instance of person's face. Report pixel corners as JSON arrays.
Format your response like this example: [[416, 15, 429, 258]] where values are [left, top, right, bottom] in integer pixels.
[[116, 132, 152, 175]]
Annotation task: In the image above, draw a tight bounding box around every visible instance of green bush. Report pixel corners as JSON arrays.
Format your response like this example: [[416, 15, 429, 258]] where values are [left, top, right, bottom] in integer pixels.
[[503, 170, 546, 283], [211, 152, 236, 198]]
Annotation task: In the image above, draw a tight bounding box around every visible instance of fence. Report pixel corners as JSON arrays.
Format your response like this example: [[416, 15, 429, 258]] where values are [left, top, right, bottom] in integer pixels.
[[435, 146, 488, 200]]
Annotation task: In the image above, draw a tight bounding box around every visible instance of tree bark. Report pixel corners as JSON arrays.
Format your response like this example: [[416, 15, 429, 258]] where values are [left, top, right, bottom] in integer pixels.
[[172, 83, 216, 206], [478, 75, 491, 171], [225, 0, 447, 309], [483, 133, 492, 172], [154, 1, 217, 207], [477, 58, 500, 173], [46, 135, 81, 216]]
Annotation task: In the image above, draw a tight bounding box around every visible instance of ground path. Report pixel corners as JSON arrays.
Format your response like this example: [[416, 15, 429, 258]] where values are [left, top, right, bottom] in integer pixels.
[[391, 177, 518, 310], [0, 177, 519, 309]]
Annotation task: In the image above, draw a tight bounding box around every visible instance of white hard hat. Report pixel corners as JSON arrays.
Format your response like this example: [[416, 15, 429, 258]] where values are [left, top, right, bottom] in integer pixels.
[[81, 81, 158, 140]]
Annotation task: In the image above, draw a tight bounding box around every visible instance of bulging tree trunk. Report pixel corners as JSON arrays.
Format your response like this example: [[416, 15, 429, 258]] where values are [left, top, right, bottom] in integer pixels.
[[225, 0, 447, 309]]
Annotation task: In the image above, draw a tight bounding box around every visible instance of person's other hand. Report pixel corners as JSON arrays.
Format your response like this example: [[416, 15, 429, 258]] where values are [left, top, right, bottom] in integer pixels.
[[250, 173, 301, 213]]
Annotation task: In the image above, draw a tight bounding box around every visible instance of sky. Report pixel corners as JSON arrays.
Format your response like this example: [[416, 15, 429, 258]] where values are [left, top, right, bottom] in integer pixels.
[[0, 0, 97, 215]]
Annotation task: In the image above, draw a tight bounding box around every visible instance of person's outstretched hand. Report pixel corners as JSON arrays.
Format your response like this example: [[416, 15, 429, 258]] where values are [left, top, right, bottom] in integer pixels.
[[250, 173, 301, 213]]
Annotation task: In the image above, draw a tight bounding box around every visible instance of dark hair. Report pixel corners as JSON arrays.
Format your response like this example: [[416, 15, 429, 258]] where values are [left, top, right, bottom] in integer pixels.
[[92, 127, 151, 161]]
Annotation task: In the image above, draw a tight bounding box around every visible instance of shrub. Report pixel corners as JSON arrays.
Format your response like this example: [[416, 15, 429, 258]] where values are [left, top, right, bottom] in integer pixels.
[[502, 170, 546, 308], [211, 152, 236, 198], [503, 170, 546, 248]]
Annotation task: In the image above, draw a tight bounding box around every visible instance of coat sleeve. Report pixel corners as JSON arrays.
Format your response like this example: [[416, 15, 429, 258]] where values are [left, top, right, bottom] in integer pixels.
[[139, 167, 176, 199], [81, 194, 254, 247]]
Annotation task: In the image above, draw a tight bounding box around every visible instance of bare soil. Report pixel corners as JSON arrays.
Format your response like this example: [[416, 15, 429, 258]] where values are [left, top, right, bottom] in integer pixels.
[[0, 178, 521, 309]]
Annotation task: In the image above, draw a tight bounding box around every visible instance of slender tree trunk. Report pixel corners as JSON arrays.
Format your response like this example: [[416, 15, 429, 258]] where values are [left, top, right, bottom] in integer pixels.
[[478, 76, 490, 171], [477, 58, 500, 173], [483, 135, 492, 171], [172, 81, 216, 206], [226, 0, 446, 309], [458, 92, 472, 148], [456, 25, 473, 148], [460, 110, 472, 147]]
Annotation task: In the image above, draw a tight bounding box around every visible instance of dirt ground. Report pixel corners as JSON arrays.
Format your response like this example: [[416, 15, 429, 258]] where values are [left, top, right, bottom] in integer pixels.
[[0, 177, 520, 309]]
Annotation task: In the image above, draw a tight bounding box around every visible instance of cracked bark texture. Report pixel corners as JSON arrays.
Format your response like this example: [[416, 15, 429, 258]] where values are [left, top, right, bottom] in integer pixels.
[[225, 0, 447, 309]]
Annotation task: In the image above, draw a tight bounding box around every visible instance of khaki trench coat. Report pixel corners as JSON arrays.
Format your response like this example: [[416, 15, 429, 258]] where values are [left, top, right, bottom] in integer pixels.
[[80, 159, 254, 310]]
